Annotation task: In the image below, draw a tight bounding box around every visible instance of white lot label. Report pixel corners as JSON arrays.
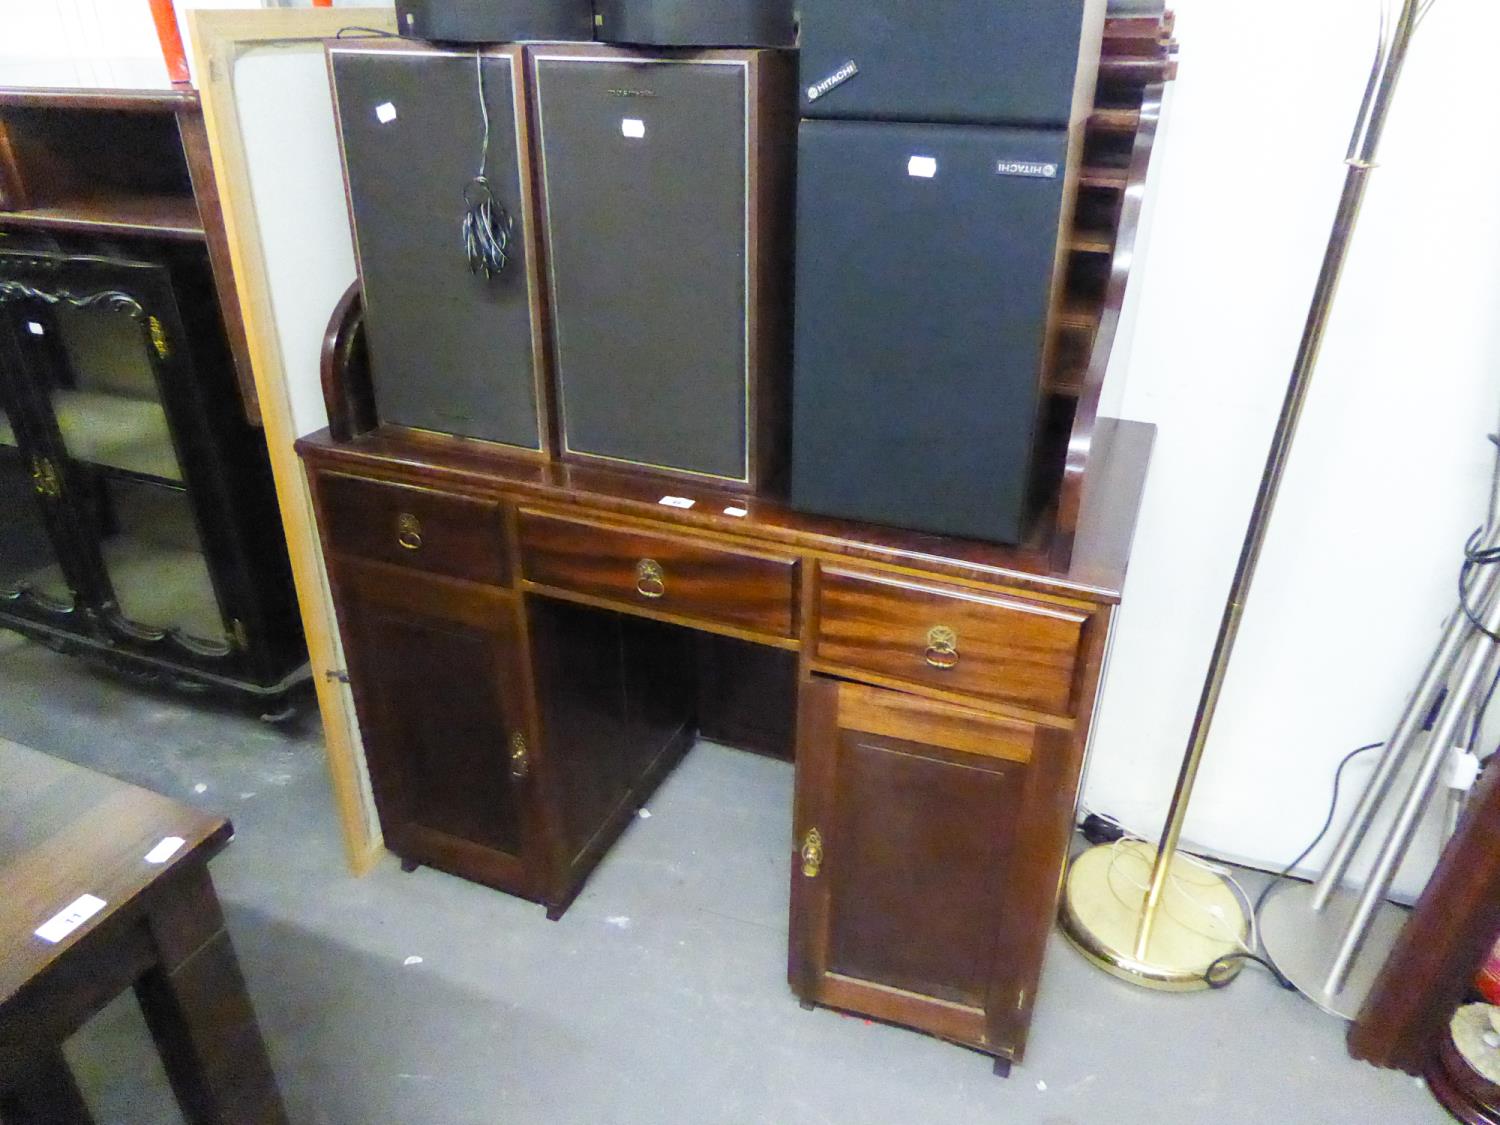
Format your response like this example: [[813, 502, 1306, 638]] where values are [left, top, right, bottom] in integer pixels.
[[35, 894, 106, 944], [622, 118, 646, 139], [144, 836, 186, 864], [375, 101, 397, 124], [658, 495, 694, 509], [907, 156, 938, 179], [723, 507, 748, 518]]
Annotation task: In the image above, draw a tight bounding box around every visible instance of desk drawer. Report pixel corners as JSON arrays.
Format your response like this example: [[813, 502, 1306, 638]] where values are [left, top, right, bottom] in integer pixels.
[[317, 472, 509, 586], [518, 510, 797, 638], [814, 568, 1087, 715]]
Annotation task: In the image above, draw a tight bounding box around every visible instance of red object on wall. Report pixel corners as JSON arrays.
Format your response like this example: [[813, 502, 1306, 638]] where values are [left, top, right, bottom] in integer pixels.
[[1477, 935, 1500, 1005], [148, 0, 191, 85]]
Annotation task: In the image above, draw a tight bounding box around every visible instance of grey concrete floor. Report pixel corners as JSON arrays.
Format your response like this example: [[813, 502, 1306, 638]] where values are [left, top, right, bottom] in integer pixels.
[[0, 631, 1447, 1124]]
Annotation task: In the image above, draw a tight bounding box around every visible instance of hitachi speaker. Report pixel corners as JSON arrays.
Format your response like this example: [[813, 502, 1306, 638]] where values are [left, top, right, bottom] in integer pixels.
[[529, 44, 794, 488], [394, 0, 593, 44], [330, 42, 550, 452], [790, 118, 1072, 544], [593, 0, 797, 48], [798, 0, 1107, 126]]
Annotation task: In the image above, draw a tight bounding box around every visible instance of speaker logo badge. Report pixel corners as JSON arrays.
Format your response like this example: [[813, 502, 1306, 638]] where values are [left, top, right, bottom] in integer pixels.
[[996, 160, 1060, 179], [806, 60, 859, 102]]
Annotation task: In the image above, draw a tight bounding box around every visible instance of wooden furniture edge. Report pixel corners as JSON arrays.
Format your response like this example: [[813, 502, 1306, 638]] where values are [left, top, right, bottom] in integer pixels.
[[1349, 759, 1500, 1074], [0, 87, 199, 111], [1053, 80, 1165, 570], [186, 6, 398, 876]]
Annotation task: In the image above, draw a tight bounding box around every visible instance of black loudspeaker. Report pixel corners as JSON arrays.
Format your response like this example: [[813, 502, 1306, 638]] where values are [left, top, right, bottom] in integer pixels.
[[593, 0, 796, 48], [394, 0, 593, 44], [790, 119, 1071, 544], [529, 45, 794, 488], [798, 0, 1106, 125], [330, 42, 549, 452]]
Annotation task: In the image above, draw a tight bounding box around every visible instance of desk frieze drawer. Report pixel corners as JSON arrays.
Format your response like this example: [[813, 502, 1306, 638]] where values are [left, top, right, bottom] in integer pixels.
[[813, 568, 1088, 716], [517, 509, 797, 639], [316, 472, 510, 586]]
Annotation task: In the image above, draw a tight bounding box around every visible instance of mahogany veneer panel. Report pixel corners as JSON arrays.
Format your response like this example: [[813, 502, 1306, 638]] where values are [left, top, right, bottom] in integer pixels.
[[814, 567, 1088, 717], [318, 471, 509, 587], [518, 508, 798, 639], [828, 729, 1025, 1008]]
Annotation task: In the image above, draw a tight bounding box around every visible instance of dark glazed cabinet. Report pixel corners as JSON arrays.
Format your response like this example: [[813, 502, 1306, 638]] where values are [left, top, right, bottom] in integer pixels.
[[0, 244, 304, 703], [331, 559, 540, 897], [790, 676, 1063, 1073]]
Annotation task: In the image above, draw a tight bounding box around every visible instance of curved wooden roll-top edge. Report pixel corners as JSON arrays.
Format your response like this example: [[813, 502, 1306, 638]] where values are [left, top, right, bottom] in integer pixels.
[[1051, 82, 1165, 570], [321, 279, 373, 443]]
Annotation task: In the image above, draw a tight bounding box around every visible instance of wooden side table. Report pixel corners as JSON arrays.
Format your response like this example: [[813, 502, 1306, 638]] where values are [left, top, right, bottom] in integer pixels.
[[0, 739, 286, 1125]]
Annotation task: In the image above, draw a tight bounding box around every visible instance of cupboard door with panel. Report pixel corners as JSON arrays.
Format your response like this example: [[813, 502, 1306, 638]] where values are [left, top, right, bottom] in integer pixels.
[[789, 676, 1045, 1068], [330, 558, 541, 899]]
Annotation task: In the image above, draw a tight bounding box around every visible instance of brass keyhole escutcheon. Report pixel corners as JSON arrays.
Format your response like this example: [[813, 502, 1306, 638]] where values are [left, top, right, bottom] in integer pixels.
[[635, 558, 665, 599], [509, 733, 530, 781], [801, 827, 824, 878], [396, 512, 423, 551], [925, 625, 959, 670]]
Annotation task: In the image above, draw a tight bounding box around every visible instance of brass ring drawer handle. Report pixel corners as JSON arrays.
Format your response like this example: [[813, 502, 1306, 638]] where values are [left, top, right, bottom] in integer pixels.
[[396, 512, 423, 551], [635, 558, 665, 599], [925, 625, 959, 670]]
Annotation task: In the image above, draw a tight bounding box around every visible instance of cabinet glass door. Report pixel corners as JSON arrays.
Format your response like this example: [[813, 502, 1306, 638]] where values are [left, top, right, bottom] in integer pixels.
[[22, 295, 226, 647], [0, 441, 73, 611]]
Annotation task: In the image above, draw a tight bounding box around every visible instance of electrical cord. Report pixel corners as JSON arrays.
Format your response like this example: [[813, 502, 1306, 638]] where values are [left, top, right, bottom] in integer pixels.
[[334, 26, 398, 39], [1202, 740, 1383, 989], [461, 54, 514, 279]]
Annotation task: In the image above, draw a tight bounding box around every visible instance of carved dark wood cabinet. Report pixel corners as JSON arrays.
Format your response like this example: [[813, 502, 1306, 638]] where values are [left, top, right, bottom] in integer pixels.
[[0, 87, 305, 704], [302, 12, 1175, 1075]]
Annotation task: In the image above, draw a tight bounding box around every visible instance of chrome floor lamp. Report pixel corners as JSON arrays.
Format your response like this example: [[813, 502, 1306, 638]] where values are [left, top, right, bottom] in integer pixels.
[[1061, 0, 1429, 990]]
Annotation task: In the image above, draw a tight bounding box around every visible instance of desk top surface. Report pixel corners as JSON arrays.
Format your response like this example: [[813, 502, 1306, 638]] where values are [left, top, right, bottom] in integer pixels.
[[300, 417, 1156, 606], [0, 739, 230, 1004]]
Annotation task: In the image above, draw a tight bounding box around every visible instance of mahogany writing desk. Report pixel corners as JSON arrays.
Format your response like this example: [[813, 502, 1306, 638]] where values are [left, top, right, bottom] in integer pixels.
[[298, 13, 1175, 1076], [0, 739, 285, 1125], [299, 397, 1153, 1078]]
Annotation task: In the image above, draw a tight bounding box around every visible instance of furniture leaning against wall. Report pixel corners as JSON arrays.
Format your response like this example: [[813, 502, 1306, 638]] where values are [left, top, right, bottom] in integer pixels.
[[303, 10, 1177, 1077], [0, 88, 307, 709]]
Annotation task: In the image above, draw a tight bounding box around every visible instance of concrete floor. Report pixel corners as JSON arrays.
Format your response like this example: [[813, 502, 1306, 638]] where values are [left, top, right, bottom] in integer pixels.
[[0, 631, 1449, 1124]]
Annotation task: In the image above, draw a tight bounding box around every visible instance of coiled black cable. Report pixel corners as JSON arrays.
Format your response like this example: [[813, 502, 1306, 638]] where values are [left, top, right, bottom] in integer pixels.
[[462, 54, 514, 278]]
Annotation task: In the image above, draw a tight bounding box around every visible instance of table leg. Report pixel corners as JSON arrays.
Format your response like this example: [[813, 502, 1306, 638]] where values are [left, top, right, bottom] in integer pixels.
[[0, 1047, 95, 1125], [133, 866, 287, 1125]]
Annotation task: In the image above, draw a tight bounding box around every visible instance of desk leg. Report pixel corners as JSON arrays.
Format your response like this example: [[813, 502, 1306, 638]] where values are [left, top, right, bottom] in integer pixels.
[[0, 1048, 95, 1125], [133, 865, 287, 1125]]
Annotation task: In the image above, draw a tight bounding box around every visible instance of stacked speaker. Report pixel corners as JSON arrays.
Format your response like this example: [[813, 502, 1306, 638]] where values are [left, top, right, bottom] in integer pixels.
[[790, 0, 1108, 543], [333, 1, 1109, 543], [335, 3, 794, 488]]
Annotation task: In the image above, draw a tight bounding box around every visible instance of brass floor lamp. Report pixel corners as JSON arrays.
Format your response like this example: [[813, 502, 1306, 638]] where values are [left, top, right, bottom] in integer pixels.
[[1061, 0, 1427, 989]]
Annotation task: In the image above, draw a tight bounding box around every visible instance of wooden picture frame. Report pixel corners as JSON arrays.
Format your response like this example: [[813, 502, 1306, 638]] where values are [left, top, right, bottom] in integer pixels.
[[185, 7, 397, 874]]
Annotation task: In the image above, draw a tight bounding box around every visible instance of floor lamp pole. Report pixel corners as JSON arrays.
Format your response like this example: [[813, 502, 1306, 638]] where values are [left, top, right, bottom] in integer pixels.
[[1063, 0, 1423, 988]]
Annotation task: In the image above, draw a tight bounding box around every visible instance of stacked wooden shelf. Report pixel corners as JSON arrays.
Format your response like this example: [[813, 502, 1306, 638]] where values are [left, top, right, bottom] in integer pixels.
[[0, 85, 258, 418], [1043, 10, 1178, 403]]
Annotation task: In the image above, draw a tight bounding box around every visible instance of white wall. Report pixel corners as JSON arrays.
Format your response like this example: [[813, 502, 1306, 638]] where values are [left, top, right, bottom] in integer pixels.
[[0, 1, 388, 88], [1086, 0, 1500, 897]]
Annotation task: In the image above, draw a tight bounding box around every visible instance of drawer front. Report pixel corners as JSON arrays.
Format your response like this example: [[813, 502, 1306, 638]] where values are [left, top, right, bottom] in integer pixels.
[[318, 472, 509, 586], [814, 568, 1087, 715], [518, 510, 797, 637]]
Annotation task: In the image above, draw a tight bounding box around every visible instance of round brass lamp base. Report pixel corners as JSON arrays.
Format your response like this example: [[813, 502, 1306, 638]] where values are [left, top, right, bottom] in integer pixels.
[[1060, 840, 1249, 991]]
